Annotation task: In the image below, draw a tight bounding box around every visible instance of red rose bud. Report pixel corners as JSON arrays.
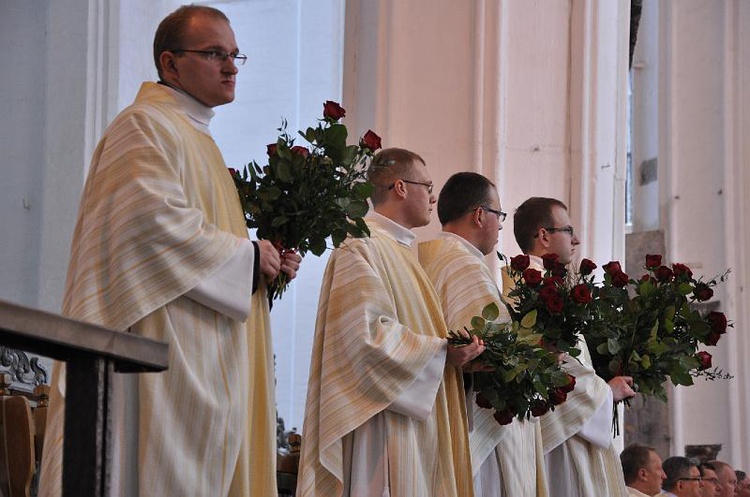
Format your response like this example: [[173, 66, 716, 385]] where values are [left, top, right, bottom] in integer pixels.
[[611, 271, 629, 288], [645, 254, 662, 268], [228, 168, 238, 177], [560, 374, 577, 393], [655, 265, 673, 283], [706, 311, 727, 334], [696, 351, 712, 370], [475, 393, 492, 409], [571, 284, 592, 304], [267, 143, 278, 156], [641, 274, 653, 283], [522, 268, 543, 287], [548, 388, 567, 406], [542, 253, 559, 270], [579, 258, 597, 275], [323, 100, 346, 121], [493, 409, 515, 425], [672, 262, 693, 279], [603, 261, 622, 275], [546, 294, 564, 314], [531, 401, 550, 417], [694, 284, 714, 302], [510, 254, 531, 271], [291, 145, 310, 157], [705, 331, 722, 346], [359, 130, 382, 151]]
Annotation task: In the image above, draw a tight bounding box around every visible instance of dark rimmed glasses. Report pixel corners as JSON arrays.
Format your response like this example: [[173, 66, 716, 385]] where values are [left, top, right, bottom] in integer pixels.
[[170, 49, 248, 66], [388, 179, 434, 194], [480, 206, 507, 222], [534, 225, 575, 238], [677, 477, 703, 482]]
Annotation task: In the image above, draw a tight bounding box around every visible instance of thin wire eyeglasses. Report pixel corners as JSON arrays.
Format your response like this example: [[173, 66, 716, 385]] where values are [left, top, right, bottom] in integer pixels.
[[480, 206, 507, 222], [534, 225, 575, 238], [388, 179, 434, 194], [170, 49, 248, 66]]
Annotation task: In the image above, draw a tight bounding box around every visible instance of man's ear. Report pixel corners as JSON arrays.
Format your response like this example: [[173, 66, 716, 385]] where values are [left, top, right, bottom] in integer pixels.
[[638, 467, 648, 481], [472, 206, 484, 227], [159, 52, 178, 78]]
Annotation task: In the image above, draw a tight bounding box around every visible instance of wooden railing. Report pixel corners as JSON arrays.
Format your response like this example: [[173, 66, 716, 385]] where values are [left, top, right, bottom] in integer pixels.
[[0, 299, 168, 497]]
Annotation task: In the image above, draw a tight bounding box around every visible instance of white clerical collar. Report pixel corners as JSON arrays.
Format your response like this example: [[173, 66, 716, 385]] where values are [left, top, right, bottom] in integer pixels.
[[438, 232, 484, 260], [528, 254, 544, 269], [366, 211, 416, 247], [154, 82, 215, 135]]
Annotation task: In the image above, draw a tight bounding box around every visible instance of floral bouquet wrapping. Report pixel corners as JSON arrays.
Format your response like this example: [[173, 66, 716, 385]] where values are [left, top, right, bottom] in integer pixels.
[[231, 101, 382, 299], [584, 254, 732, 403], [501, 253, 602, 358], [448, 302, 575, 425]]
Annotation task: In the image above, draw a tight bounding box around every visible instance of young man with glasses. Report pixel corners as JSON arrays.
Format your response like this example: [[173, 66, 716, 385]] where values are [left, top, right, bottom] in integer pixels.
[[419, 172, 547, 496], [660, 457, 704, 497], [699, 463, 723, 497], [298, 148, 484, 497], [39, 5, 300, 497], [505, 196, 636, 497]]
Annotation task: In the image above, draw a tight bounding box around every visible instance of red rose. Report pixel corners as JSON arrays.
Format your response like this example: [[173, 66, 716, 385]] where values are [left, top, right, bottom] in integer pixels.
[[548, 388, 567, 406], [705, 331, 722, 346], [655, 266, 673, 283], [228, 168, 239, 178], [706, 311, 727, 334], [531, 400, 550, 417], [545, 294, 564, 314], [694, 284, 714, 302], [359, 129, 382, 151], [551, 262, 568, 278], [267, 143, 278, 156], [603, 261, 622, 276], [291, 145, 310, 157], [493, 409, 515, 425], [560, 374, 577, 393], [475, 393, 492, 409], [322, 100, 346, 121], [696, 351, 712, 370], [522, 268, 543, 287], [510, 254, 530, 271], [645, 254, 662, 268], [543, 276, 564, 288], [579, 258, 597, 275], [571, 284, 592, 304], [539, 285, 559, 302], [542, 253, 559, 270], [672, 263, 693, 279], [611, 271, 629, 288], [641, 274, 653, 283]]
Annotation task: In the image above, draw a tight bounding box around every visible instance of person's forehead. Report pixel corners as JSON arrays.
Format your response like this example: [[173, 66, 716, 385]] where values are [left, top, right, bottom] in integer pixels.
[[704, 469, 718, 479], [688, 466, 701, 477]]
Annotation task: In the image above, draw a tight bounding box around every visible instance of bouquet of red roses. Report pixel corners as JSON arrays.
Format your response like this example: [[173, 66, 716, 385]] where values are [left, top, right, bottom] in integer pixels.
[[230, 101, 382, 299], [502, 252, 601, 358], [448, 302, 575, 424], [584, 254, 732, 402]]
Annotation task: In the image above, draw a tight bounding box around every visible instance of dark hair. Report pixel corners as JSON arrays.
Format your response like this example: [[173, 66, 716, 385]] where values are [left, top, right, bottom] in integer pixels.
[[513, 197, 568, 253], [437, 172, 496, 225], [662, 456, 697, 491], [367, 148, 425, 206], [153, 5, 230, 78], [620, 444, 656, 485], [737, 470, 747, 482], [699, 462, 717, 476]]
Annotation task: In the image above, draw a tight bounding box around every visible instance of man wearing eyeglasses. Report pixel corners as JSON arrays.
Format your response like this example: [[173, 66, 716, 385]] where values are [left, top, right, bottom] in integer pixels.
[[504, 197, 635, 497], [660, 457, 704, 497], [699, 463, 723, 497], [298, 148, 484, 497], [419, 172, 547, 497], [39, 5, 300, 497]]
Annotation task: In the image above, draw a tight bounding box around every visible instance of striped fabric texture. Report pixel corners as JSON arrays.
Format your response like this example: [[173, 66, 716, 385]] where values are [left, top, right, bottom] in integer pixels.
[[39, 83, 275, 496], [419, 236, 548, 497], [297, 218, 473, 497]]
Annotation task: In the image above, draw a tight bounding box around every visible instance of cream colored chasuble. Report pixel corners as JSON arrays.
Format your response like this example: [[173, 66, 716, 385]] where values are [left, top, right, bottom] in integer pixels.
[[39, 82, 276, 497], [419, 233, 548, 497], [297, 214, 473, 497], [501, 255, 628, 497]]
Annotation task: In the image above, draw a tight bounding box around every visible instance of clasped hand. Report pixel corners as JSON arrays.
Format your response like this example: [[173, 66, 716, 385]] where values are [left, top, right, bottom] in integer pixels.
[[257, 240, 302, 280]]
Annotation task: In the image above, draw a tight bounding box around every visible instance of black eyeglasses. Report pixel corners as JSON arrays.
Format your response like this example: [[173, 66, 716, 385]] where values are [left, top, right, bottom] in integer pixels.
[[480, 206, 507, 222], [388, 179, 434, 194], [702, 477, 719, 484], [534, 225, 575, 238], [677, 477, 703, 482], [170, 49, 248, 66]]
